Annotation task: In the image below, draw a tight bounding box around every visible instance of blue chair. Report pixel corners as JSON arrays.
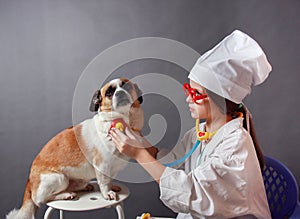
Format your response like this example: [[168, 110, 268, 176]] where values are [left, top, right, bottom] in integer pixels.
[[263, 156, 300, 219]]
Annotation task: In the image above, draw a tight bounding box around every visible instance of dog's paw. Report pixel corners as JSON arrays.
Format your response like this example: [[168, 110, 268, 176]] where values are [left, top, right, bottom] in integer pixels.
[[107, 190, 118, 200], [99, 183, 119, 200], [52, 192, 78, 201], [64, 192, 78, 200], [102, 190, 118, 200]]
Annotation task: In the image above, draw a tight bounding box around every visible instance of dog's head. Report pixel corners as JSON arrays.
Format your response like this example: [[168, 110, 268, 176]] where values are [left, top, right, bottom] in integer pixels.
[[90, 78, 143, 113], [90, 78, 144, 131]]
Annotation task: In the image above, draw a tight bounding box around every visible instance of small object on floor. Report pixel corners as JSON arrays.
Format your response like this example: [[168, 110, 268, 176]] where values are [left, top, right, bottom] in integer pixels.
[[141, 212, 151, 219]]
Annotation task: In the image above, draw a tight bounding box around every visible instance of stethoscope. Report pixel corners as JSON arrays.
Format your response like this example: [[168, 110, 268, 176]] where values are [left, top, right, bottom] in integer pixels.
[[164, 83, 218, 167], [163, 112, 243, 167], [163, 118, 218, 167]]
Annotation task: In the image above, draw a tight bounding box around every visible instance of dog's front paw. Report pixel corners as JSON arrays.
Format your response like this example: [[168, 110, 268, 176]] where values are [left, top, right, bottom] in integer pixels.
[[106, 190, 118, 200], [102, 189, 118, 201]]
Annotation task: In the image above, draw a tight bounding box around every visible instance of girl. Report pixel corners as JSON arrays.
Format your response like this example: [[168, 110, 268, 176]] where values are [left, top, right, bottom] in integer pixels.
[[110, 30, 272, 219]]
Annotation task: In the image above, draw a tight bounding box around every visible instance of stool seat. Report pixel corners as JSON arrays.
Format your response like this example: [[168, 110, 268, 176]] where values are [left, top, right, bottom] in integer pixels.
[[44, 181, 129, 219]]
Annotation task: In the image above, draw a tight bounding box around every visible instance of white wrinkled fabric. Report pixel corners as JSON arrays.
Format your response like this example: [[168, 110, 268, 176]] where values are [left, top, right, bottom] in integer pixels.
[[159, 118, 271, 219], [188, 30, 272, 104]]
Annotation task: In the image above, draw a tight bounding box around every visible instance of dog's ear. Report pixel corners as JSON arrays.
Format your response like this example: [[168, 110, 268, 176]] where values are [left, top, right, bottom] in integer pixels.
[[134, 84, 143, 104], [89, 90, 102, 112], [138, 95, 143, 104]]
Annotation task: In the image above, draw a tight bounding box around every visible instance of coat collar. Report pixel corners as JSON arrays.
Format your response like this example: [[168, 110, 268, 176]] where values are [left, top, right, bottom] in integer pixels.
[[201, 117, 244, 156]]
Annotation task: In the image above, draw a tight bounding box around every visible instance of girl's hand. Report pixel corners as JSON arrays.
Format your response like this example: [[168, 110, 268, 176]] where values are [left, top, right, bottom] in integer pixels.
[[109, 127, 158, 160], [110, 127, 165, 184]]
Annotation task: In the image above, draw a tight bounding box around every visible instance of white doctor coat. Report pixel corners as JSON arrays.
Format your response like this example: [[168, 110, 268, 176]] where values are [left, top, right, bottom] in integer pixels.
[[159, 118, 271, 219]]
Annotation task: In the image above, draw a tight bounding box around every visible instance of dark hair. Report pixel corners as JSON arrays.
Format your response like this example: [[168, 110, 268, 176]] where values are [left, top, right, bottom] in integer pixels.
[[206, 89, 265, 171]]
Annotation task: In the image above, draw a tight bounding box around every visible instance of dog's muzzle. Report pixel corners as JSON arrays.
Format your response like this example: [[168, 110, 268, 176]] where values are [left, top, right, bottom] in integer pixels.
[[115, 90, 132, 107]]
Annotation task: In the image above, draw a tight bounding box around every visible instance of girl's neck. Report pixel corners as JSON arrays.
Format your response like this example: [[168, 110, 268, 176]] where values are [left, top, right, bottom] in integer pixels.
[[205, 113, 232, 133]]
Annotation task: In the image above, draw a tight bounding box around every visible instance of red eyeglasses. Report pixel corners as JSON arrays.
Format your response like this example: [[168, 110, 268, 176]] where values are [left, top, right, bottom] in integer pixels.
[[183, 83, 207, 104]]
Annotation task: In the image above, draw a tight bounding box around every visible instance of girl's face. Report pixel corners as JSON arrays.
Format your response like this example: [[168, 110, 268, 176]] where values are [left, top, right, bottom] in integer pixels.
[[186, 80, 210, 119]]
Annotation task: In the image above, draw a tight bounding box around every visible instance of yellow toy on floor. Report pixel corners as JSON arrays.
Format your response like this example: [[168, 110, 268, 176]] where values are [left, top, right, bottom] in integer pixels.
[[137, 213, 175, 219], [141, 213, 151, 219]]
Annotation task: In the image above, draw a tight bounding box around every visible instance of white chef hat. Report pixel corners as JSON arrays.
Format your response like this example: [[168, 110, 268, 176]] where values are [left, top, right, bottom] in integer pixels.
[[188, 30, 272, 104]]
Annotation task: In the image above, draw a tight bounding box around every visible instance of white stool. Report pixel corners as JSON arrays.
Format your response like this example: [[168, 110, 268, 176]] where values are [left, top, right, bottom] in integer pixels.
[[44, 181, 129, 219]]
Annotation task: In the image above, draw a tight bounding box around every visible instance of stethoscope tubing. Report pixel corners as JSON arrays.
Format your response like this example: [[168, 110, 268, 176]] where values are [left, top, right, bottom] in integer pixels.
[[163, 140, 201, 167]]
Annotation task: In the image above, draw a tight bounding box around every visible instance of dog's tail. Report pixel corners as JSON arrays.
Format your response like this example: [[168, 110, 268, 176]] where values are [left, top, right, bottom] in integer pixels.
[[6, 180, 37, 219]]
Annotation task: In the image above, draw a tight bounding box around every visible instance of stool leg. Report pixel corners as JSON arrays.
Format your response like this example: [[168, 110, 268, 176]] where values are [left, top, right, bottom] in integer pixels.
[[59, 210, 64, 219], [114, 202, 125, 219], [44, 207, 54, 219]]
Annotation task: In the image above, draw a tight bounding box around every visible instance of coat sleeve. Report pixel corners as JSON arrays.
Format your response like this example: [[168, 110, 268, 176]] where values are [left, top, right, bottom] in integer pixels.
[[159, 129, 260, 218]]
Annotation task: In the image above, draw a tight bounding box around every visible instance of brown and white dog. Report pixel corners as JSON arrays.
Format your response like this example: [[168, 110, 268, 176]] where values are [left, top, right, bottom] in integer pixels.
[[7, 78, 151, 219]]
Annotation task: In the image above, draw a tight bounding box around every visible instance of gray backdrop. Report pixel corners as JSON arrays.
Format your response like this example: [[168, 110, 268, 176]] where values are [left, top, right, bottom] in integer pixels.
[[1, 0, 300, 218]]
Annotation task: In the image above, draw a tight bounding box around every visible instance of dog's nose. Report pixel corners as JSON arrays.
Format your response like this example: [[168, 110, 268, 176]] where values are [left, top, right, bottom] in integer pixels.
[[115, 90, 127, 99]]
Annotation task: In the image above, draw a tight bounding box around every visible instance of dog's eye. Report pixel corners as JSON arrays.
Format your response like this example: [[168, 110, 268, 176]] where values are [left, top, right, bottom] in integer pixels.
[[106, 86, 116, 97], [121, 82, 132, 92]]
